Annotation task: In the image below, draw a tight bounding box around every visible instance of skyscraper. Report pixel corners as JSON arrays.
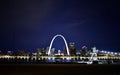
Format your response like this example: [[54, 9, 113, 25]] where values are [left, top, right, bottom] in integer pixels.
[[36, 48, 40, 58], [81, 46, 88, 56], [51, 48, 55, 56], [69, 42, 76, 56], [63, 46, 67, 56]]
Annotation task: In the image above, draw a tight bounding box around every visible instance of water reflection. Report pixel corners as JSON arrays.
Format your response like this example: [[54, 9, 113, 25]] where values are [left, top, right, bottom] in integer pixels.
[[46, 58, 55, 62], [45, 58, 72, 63], [0, 57, 120, 64]]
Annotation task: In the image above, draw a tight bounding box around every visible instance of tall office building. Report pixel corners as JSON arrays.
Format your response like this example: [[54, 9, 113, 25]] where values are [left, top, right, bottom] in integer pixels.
[[81, 46, 88, 56], [41, 48, 46, 56], [51, 48, 55, 56], [18, 50, 25, 56], [36, 48, 40, 58], [69, 42, 76, 56], [63, 46, 67, 56], [46, 47, 49, 55]]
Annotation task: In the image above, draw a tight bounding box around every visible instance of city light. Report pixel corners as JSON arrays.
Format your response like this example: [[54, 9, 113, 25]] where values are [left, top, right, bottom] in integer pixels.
[[0, 34, 120, 64]]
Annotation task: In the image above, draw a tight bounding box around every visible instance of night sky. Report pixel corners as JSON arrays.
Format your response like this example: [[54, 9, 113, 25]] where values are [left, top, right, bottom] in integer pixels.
[[0, 0, 120, 52]]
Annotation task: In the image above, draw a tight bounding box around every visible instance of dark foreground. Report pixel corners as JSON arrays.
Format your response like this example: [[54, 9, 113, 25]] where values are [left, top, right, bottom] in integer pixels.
[[0, 64, 120, 75]]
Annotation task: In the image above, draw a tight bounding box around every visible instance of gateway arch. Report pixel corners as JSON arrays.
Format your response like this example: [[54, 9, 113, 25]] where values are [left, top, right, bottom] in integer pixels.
[[48, 34, 70, 56]]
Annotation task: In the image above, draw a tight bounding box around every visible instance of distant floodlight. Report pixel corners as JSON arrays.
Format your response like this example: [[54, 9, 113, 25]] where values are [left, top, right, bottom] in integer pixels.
[[107, 51, 110, 54], [119, 53, 120, 56], [114, 52, 117, 55], [104, 51, 107, 53], [111, 52, 113, 55], [101, 50, 104, 53]]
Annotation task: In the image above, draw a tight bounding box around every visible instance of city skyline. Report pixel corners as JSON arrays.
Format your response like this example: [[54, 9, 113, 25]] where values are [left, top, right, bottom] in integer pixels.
[[0, 0, 120, 52], [0, 1, 120, 75]]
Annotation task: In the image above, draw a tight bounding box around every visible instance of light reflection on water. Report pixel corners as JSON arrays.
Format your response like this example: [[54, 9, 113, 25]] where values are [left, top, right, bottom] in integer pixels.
[[46, 58, 72, 63], [0, 57, 120, 64]]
